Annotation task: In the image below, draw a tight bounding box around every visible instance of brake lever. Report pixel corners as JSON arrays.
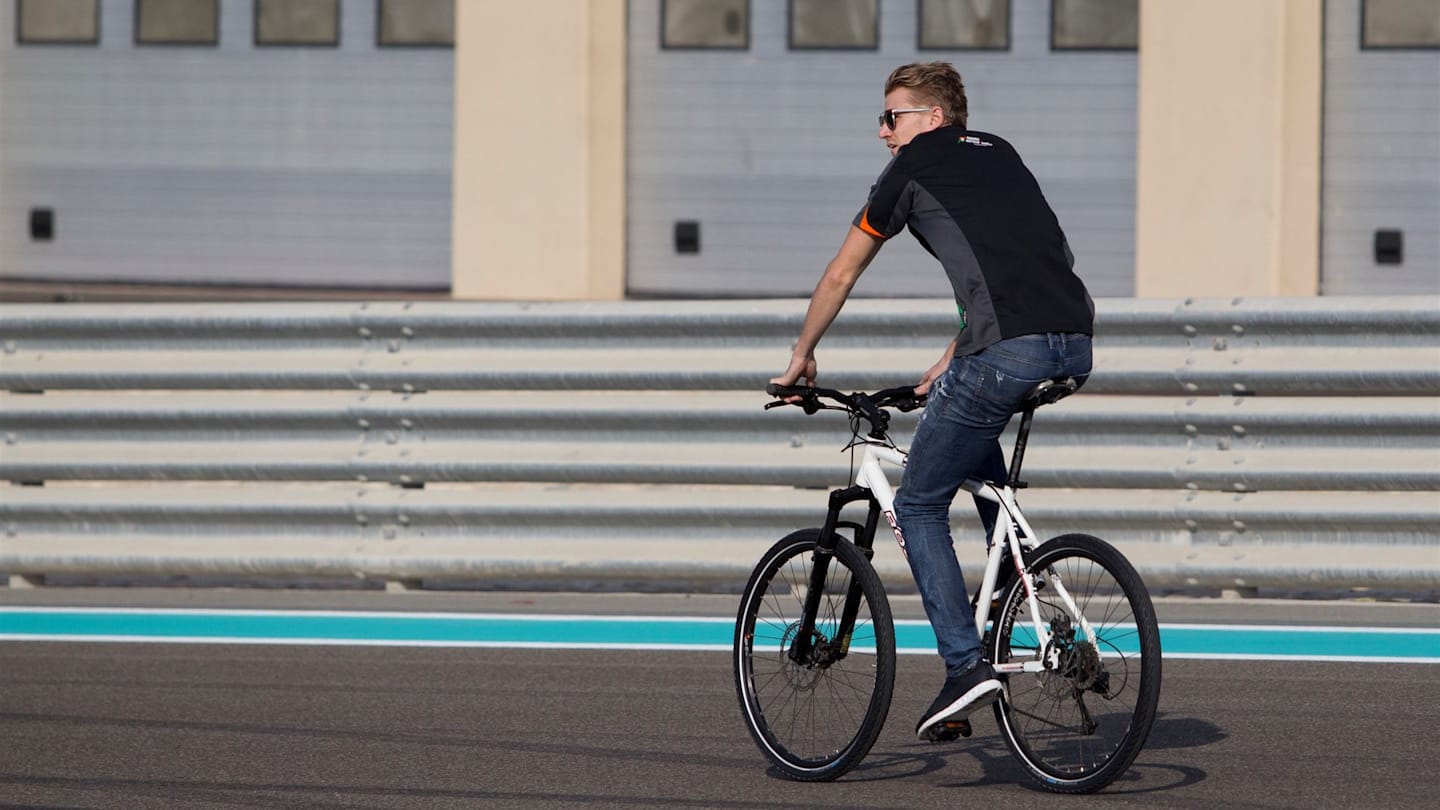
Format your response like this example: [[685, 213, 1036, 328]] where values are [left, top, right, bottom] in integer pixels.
[[764, 396, 824, 415]]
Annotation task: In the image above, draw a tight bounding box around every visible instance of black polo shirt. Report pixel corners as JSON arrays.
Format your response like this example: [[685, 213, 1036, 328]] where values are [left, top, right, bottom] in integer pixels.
[[853, 125, 1094, 358]]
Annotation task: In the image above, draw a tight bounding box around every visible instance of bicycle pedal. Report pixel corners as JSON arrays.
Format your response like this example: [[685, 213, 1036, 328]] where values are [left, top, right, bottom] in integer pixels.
[[921, 718, 972, 743]]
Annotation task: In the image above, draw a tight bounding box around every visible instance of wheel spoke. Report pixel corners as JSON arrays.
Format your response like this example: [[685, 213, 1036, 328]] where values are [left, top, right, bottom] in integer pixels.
[[1006, 702, 1092, 735]]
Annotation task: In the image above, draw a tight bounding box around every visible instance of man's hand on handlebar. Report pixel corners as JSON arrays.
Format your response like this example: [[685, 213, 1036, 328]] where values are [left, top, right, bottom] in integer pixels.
[[764, 382, 826, 415], [771, 354, 818, 402]]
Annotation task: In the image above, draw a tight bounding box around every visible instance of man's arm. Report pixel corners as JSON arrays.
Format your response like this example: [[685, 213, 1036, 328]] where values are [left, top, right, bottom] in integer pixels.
[[771, 226, 884, 387]]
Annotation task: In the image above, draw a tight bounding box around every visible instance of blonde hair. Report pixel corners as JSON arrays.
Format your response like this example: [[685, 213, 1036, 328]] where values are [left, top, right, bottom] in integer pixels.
[[885, 62, 968, 129]]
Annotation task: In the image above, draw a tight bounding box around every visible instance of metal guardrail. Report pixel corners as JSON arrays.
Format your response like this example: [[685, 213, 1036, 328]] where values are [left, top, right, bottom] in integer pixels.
[[2, 296, 1435, 394], [1, 296, 1437, 593]]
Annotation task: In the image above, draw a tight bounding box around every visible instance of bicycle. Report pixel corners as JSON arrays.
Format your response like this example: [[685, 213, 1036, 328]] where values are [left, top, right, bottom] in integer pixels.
[[733, 379, 1162, 793]]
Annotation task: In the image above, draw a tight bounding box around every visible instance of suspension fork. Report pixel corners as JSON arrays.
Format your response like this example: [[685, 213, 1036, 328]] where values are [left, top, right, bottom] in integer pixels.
[[790, 486, 878, 664]]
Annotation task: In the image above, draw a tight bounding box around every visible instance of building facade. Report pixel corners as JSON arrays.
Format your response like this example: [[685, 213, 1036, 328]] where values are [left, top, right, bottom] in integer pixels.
[[1, 0, 1436, 299]]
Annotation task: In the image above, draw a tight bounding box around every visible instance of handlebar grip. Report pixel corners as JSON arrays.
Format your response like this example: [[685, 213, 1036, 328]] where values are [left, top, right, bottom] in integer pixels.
[[868, 385, 926, 412], [767, 382, 822, 400], [765, 383, 829, 415], [871, 385, 917, 402], [767, 383, 845, 399], [893, 397, 925, 413]]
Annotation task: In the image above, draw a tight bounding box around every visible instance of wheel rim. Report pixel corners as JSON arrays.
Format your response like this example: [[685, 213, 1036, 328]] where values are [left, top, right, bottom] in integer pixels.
[[994, 551, 1153, 782], [740, 543, 886, 769]]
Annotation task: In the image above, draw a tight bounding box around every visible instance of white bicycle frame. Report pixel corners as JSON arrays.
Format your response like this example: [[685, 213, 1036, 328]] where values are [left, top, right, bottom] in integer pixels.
[[852, 440, 1096, 675]]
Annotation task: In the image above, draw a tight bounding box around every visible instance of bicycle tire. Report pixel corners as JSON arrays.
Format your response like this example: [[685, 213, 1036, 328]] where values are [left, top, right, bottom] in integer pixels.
[[990, 533, 1162, 794], [733, 529, 895, 781]]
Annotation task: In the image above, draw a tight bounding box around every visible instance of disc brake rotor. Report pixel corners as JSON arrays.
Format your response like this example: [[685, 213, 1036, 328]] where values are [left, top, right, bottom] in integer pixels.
[[779, 622, 830, 689]]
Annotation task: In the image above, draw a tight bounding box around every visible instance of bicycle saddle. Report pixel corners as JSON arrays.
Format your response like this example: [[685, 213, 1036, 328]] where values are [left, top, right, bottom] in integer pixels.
[[1020, 377, 1079, 410]]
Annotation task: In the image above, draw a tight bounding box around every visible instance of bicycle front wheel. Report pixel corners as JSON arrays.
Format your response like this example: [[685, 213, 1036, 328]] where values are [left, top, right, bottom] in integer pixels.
[[733, 529, 895, 781], [991, 533, 1162, 794]]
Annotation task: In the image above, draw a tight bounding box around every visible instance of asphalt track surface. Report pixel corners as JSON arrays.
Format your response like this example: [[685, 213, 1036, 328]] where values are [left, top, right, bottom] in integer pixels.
[[1, 591, 1437, 809]]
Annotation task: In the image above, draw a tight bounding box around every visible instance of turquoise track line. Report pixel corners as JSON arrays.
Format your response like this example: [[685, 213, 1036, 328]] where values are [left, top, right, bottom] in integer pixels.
[[1, 608, 1436, 663]]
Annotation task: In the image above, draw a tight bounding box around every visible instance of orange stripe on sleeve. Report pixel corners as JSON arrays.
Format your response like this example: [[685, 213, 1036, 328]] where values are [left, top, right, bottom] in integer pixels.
[[857, 207, 886, 240]]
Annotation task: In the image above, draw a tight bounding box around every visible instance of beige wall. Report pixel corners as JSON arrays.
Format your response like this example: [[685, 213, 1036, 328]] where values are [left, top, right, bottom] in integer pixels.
[[1135, 0, 1322, 297], [451, 1, 625, 300]]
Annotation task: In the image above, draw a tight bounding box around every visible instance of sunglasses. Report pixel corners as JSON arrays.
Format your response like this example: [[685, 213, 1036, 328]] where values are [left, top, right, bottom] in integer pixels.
[[878, 107, 933, 129]]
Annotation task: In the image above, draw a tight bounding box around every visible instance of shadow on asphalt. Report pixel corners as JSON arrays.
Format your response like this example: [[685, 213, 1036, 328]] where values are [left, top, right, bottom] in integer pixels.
[[1142, 713, 1227, 749], [796, 713, 1222, 794]]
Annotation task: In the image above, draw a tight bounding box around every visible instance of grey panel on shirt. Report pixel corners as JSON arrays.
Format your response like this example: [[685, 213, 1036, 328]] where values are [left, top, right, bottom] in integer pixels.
[[905, 182, 1003, 355]]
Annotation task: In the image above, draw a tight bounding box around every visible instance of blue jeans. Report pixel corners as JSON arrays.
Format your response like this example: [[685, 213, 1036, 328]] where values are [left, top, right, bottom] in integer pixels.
[[894, 332, 1092, 677]]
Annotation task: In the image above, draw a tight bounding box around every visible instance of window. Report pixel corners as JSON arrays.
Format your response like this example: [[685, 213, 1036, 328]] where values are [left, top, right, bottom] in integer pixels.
[[663, 0, 748, 49], [919, 0, 1009, 50], [1362, 0, 1440, 49], [378, 0, 454, 47], [256, 0, 339, 47], [790, 0, 877, 50], [136, 0, 219, 45], [1051, 0, 1137, 50], [17, 0, 98, 44]]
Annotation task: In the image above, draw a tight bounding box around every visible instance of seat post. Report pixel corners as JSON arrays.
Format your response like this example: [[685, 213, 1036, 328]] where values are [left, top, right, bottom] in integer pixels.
[[1006, 406, 1038, 488], [1004, 376, 1078, 488]]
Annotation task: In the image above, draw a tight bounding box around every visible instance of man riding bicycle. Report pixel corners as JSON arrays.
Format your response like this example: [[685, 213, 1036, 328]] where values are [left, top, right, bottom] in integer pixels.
[[770, 62, 1095, 740]]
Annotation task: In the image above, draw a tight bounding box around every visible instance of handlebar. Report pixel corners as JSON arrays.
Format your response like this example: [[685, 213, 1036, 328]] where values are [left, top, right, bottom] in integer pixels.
[[764, 383, 927, 439]]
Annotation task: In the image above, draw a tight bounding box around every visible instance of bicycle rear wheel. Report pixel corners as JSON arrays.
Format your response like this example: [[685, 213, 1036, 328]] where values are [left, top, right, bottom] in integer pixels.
[[734, 529, 895, 781], [990, 533, 1162, 793]]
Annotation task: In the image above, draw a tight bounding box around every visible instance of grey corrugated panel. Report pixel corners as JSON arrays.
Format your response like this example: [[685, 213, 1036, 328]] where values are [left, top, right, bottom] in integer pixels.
[[2, 345, 1436, 394], [4, 483, 1433, 589], [0, 297, 1435, 590], [626, 0, 1139, 297], [3, 390, 1428, 425], [3, 440, 1436, 492], [2, 298, 1435, 397], [2, 296, 1436, 345], [3, 534, 1433, 592], [0, 1, 453, 288], [1322, 0, 1440, 295], [3, 483, 1433, 538], [5, 392, 1437, 448], [1096, 295, 1440, 339]]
